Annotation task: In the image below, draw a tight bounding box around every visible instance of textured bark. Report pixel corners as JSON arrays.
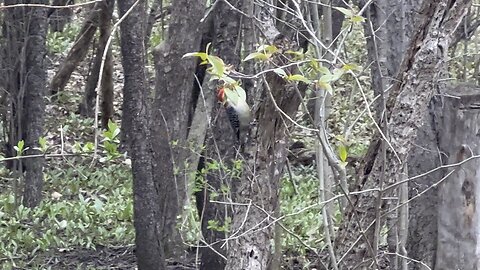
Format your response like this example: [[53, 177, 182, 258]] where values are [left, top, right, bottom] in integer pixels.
[[117, 0, 166, 269], [194, 1, 242, 269], [151, 0, 206, 259], [434, 85, 480, 270], [50, 2, 100, 95], [48, 0, 73, 32], [78, 0, 114, 129], [406, 101, 441, 269], [1, 0, 48, 207], [359, 0, 416, 119], [225, 36, 305, 269], [22, 0, 48, 207], [1, 1, 25, 171], [335, 0, 472, 268], [144, 0, 162, 49]]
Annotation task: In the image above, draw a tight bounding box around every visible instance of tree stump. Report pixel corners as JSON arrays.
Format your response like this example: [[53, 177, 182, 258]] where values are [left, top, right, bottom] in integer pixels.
[[435, 85, 480, 270], [408, 84, 480, 270]]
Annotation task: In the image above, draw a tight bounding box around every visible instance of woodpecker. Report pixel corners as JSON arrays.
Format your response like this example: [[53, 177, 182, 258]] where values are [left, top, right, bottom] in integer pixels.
[[217, 87, 251, 144]]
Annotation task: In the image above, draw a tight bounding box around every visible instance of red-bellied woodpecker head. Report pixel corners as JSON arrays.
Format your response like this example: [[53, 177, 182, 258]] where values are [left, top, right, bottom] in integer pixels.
[[217, 87, 226, 104]]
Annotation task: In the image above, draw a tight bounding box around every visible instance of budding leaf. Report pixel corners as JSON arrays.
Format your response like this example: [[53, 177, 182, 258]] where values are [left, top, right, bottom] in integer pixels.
[[182, 52, 208, 61]]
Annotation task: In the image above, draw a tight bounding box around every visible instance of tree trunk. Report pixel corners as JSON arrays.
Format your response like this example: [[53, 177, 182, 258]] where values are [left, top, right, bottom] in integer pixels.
[[434, 85, 480, 270], [334, 0, 472, 268], [225, 34, 306, 270], [22, 0, 48, 208], [151, 0, 206, 259], [405, 100, 441, 269], [1, 1, 25, 172], [359, 0, 415, 119], [48, 0, 73, 32], [78, 0, 114, 129], [50, 2, 101, 95], [117, 0, 166, 269], [195, 1, 242, 269], [1, 0, 48, 207], [144, 0, 162, 49]]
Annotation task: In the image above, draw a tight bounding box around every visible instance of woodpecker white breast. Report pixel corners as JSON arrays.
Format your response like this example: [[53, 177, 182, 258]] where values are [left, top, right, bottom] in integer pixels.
[[217, 87, 251, 143]]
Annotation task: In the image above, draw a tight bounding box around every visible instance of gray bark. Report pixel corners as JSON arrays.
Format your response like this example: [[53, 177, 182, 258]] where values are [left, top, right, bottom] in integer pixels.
[[22, 0, 48, 208], [406, 101, 441, 269], [78, 0, 114, 129], [359, 0, 415, 119], [195, 1, 243, 269], [50, 2, 101, 95], [434, 85, 480, 270], [48, 0, 73, 32], [0, 0, 48, 207], [225, 35, 306, 269], [117, 0, 166, 269], [151, 0, 206, 258], [335, 0, 472, 268]]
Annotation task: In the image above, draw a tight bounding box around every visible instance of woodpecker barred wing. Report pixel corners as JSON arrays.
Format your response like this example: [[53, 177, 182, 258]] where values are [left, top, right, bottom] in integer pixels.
[[225, 106, 241, 140]]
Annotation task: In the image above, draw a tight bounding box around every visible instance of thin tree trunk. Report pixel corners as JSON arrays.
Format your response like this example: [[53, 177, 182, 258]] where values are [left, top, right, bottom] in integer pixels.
[[144, 0, 162, 49], [22, 0, 48, 208], [50, 2, 101, 95], [78, 0, 114, 129], [48, 0, 73, 32], [225, 34, 307, 270]]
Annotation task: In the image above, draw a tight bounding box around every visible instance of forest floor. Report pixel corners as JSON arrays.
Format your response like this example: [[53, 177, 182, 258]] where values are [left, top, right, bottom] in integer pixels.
[[32, 246, 313, 269]]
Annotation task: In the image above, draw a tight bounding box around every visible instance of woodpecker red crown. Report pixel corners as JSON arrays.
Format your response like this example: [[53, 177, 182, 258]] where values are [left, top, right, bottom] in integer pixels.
[[217, 87, 226, 103]]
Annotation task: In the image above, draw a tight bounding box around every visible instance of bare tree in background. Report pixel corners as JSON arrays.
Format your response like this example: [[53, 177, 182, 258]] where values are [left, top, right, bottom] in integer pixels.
[[0, 0, 48, 208], [48, 0, 73, 32], [78, 0, 114, 129]]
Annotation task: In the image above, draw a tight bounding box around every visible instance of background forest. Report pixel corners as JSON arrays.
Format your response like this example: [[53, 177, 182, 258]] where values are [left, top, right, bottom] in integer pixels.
[[0, 0, 479, 269]]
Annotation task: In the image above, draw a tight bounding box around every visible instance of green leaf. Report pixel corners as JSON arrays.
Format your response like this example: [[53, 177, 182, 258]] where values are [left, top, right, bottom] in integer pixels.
[[221, 76, 237, 85], [83, 142, 95, 153], [334, 7, 354, 17], [233, 85, 247, 101], [338, 144, 348, 162], [319, 74, 335, 83], [257, 44, 278, 54], [285, 50, 304, 57], [58, 220, 68, 229], [318, 81, 333, 94], [273, 68, 287, 78], [287, 74, 311, 83], [224, 86, 247, 105], [342, 63, 360, 71], [15, 140, 25, 155], [182, 52, 208, 61], [38, 137, 48, 152], [106, 120, 120, 139], [317, 65, 331, 75], [350, 15, 366, 23], [17, 140, 24, 151], [332, 68, 345, 81], [207, 55, 225, 77], [244, 52, 269, 62], [93, 198, 104, 212]]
